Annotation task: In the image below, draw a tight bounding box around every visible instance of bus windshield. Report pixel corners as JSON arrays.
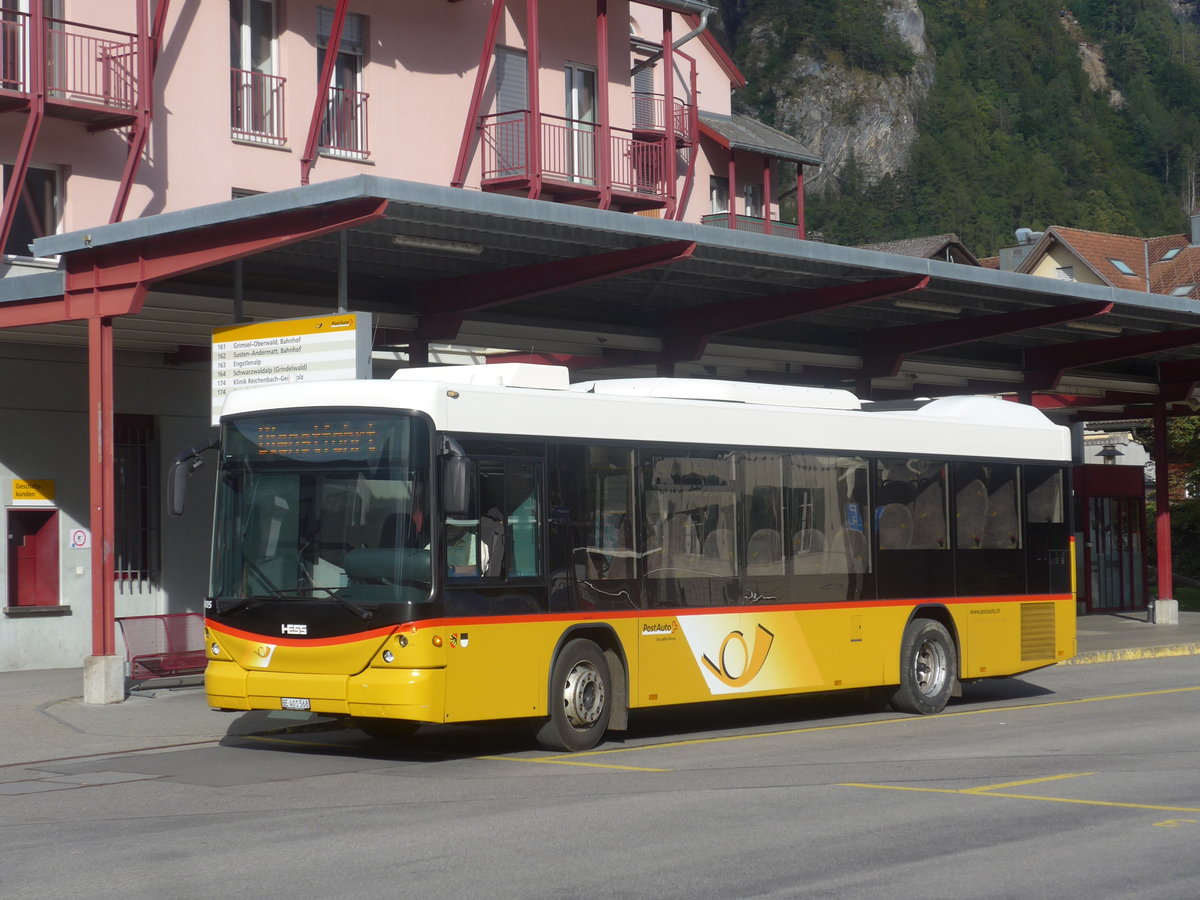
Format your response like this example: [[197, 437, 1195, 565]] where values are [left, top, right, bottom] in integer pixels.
[[212, 411, 433, 606]]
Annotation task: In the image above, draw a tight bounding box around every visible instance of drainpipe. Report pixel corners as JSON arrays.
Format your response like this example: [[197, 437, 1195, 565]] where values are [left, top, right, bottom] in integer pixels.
[[630, 8, 711, 77]]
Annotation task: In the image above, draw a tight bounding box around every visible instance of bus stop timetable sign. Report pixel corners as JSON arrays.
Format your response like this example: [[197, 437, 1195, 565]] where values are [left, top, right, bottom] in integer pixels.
[[211, 313, 372, 425]]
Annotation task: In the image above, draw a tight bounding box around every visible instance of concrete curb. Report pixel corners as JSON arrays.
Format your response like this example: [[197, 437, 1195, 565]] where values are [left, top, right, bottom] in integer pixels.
[[1059, 643, 1200, 665]]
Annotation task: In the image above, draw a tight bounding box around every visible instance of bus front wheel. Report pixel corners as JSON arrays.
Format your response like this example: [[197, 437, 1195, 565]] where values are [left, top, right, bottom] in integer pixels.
[[891, 619, 956, 715], [536, 638, 611, 752]]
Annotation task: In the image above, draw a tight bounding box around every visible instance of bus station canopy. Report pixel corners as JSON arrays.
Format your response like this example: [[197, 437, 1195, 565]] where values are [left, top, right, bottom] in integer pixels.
[[17, 174, 1200, 423]]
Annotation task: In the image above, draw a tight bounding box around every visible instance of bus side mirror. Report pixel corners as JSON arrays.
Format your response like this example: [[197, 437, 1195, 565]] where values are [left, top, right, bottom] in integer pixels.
[[443, 456, 469, 517], [168, 438, 218, 517]]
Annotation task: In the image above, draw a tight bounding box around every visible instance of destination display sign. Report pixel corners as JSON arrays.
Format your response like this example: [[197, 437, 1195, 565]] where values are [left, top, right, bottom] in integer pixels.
[[211, 313, 372, 425]]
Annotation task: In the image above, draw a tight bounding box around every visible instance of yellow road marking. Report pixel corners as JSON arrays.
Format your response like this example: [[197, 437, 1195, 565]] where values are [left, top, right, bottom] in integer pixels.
[[479, 755, 668, 773], [557, 685, 1200, 761], [964, 772, 1097, 793], [841, 781, 1200, 814]]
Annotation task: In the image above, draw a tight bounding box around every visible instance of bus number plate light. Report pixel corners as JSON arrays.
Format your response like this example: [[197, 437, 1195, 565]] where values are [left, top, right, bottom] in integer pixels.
[[281, 697, 311, 711]]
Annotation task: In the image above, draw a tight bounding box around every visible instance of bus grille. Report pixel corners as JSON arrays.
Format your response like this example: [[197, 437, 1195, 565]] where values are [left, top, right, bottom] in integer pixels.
[[1020, 602, 1056, 661]]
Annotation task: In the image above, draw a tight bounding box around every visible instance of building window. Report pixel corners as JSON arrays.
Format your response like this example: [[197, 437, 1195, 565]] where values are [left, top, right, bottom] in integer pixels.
[[710, 176, 729, 214], [1171, 284, 1196, 297], [1, 163, 58, 258], [1107, 258, 1136, 276], [744, 183, 763, 218], [317, 6, 368, 157], [1161, 248, 1182, 262], [230, 0, 284, 143], [564, 62, 596, 184], [1055, 266, 1074, 281], [633, 61, 655, 128], [114, 414, 159, 592]]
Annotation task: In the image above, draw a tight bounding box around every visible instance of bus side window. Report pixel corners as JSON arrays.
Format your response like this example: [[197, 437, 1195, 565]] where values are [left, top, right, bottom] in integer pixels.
[[448, 460, 542, 580]]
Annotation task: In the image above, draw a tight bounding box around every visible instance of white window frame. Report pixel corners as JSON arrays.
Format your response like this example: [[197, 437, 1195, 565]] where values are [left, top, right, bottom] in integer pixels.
[[317, 6, 368, 158], [710, 176, 729, 215], [744, 182, 763, 219], [230, 0, 281, 144], [564, 62, 597, 184]]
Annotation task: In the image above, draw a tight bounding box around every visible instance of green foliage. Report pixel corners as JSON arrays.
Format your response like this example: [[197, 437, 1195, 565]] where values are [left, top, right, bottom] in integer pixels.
[[1134, 416, 1200, 497], [727, 0, 1199, 252]]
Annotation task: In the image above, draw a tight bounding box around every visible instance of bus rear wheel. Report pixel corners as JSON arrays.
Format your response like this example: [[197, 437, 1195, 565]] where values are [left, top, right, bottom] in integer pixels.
[[891, 619, 956, 715], [536, 639, 611, 752]]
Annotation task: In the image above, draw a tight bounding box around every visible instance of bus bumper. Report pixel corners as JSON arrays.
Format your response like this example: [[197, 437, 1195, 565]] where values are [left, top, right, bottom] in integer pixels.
[[205, 659, 446, 722]]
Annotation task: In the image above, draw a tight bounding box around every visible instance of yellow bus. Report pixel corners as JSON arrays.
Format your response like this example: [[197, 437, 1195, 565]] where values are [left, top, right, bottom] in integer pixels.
[[174, 364, 1075, 752]]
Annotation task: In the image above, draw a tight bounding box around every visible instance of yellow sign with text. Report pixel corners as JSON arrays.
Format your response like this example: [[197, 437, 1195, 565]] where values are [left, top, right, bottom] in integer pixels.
[[12, 479, 55, 504]]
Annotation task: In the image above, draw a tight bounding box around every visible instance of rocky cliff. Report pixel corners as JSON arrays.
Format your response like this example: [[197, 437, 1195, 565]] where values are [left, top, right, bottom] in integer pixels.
[[731, 0, 934, 197]]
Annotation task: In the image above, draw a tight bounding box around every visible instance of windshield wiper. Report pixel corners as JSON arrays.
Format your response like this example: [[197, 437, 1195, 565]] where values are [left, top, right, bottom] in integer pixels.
[[214, 595, 270, 616], [268, 587, 374, 621], [214, 588, 372, 621]]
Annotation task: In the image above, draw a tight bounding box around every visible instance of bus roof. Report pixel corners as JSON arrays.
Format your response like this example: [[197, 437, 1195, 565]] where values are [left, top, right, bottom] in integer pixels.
[[220, 365, 1071, 462]]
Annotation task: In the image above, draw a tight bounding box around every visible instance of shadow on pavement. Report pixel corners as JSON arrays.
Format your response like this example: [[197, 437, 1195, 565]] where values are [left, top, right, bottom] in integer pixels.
[[214, 676, 1059, 762]]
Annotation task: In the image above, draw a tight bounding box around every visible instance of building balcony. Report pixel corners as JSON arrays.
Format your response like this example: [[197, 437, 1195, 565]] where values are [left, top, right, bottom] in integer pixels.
[[701, 213, 802, 239], [319, 84, 369, 158], [0, 13, 141, 129], [631, 91, 694, 145], [230, 68, 286, 145], [479, 111, 670, 210]]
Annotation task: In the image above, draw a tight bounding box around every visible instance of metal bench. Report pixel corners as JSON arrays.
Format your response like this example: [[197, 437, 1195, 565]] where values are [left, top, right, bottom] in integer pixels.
[[116, 613, 207, 682]]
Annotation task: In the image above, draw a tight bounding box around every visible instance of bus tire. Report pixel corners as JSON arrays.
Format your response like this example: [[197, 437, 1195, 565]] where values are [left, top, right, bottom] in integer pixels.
[[354, 717, 420, 741], [891, 619, 956, 715], [536, 638, 611, 752]]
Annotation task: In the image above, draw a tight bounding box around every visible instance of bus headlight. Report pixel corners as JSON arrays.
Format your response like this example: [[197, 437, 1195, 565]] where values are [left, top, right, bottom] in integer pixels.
[[210, 642, 221, 655], [382, 650, 395, 663]]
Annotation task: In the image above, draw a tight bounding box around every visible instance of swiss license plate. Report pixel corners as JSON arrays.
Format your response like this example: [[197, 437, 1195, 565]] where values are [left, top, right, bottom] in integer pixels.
[[280, 697, 311, 711]]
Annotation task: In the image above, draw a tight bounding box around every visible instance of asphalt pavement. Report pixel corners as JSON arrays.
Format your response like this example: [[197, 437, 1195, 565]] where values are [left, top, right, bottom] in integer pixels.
[[2, 611, 1198, 769]]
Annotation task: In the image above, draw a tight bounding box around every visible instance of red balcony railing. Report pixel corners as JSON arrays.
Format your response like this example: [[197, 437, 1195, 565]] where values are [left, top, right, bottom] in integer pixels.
[[480, 111, 668, 201], [701, 213, 801, 239], [319, 85, 369, 158], [46, 17, 138, 109], [480, 110, 530, 180], [632, 91, 693, 143], [0, 12, 139, 113], [231, 68, 286, 145], [612, 131, 665, 196]]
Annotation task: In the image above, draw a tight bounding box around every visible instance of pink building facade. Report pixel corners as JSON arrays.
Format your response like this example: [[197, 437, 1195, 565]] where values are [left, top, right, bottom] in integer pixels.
[[1, 0, 819, 266]]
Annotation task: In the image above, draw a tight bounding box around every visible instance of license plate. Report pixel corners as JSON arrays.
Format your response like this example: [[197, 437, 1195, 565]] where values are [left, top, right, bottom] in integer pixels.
[[281, 697, 311, 711]]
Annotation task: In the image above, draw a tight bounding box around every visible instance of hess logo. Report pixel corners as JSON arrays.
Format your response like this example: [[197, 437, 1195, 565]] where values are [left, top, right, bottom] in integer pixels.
[[701, 623, 775, 687], [281, 623, 307, 636]]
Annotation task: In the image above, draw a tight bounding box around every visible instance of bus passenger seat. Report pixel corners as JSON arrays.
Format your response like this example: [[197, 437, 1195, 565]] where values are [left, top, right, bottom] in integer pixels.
[[878, 503, 912, 550], [746, 528, 783, 574]]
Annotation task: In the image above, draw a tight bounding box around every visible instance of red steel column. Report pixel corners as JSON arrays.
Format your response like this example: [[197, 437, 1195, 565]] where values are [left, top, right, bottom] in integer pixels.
[[1153, 402, 1174, 614], [796, 164, 806, 239], [0, 2, 46, 255], [301, 0, 348, 184], [451, 0, 505, 188], [88, 315, 118, 657], [661, 10, 676, 218], [595, 0, 612, 209], [762, 156, 772, 236], [727, 150, 737, 230], [526, 0, 542, 199]]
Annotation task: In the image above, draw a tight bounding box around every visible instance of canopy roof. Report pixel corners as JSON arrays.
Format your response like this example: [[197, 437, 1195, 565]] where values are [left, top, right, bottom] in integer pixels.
[[10, 175, 1200, 422]]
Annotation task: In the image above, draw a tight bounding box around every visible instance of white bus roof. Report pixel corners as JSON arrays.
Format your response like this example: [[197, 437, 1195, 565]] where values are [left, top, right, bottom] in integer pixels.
[[220, 365, 1071, 462]]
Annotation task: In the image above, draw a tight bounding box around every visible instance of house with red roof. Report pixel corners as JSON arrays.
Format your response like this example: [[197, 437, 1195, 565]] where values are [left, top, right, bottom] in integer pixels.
[[1011, 222, 1200, 301]]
